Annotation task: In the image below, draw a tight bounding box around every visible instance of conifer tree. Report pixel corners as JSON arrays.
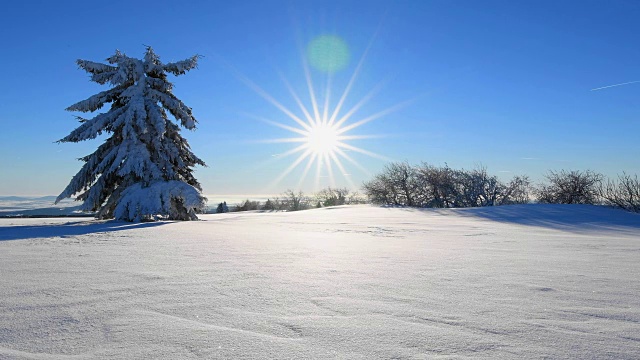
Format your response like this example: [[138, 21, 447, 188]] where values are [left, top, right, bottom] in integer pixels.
[[216, 203, 223, 213], [56, 47, 207, 221]]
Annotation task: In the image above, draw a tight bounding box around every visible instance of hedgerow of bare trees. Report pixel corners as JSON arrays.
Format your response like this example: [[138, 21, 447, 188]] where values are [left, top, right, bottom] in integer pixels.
[[362, 162, 532, 208], [363, 162, 640, 213]]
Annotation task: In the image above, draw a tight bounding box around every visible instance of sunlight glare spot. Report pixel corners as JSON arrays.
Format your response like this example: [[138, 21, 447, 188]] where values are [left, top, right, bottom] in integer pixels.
[[305, 123, 339, 155]]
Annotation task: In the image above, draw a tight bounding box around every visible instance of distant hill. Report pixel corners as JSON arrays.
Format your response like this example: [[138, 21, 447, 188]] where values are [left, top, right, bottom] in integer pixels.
[[0, 195, 58, 201], [0, 196, 90, 217]]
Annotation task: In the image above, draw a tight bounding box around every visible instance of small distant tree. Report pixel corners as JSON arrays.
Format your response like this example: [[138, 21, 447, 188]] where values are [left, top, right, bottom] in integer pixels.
[[271, 197, 286, 211], [55, 47, 206, 221], [215, 201, 229, 213], [315, 187, 350, 207], [347, 191, 367, 204], [262, 199, 275, 211], [282, 190, 309, 211], [536, 170, 603, 204], [234, 199, 260, 212]]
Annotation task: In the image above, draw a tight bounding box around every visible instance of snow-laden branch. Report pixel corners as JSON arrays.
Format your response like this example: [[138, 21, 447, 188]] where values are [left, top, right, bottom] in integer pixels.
[[66, 87, 124, 113], [163, 55, 199, 76], [76, 60, 117, 74], [58, 107, 126, 142], [148, 89, 197, 129]]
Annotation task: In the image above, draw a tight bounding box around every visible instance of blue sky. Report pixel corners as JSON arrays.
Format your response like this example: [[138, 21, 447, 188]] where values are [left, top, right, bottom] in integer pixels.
[[1, 0, 638, 199]]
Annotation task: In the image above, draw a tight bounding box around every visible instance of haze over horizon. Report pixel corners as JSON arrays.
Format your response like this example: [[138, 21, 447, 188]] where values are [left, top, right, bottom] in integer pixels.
[[1, 0, 638, 197]]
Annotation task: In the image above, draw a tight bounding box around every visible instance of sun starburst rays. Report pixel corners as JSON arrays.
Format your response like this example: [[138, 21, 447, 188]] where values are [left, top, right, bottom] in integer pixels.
[[232, 30, 408, 191], [255, 76, 396, 191]]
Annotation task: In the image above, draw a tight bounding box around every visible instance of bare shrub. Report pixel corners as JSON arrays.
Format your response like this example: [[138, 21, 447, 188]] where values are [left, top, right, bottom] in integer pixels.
[[600, 173, 640, 212], [362, 173, 395, 205], [501, 175, 532, 205], [233, 199, 260, 212], [347, 191, 368, 204], [362, 162, 420, 206], [413, 163, 460, 207], [282, 190, 310, 211], [536, 170, 603, 204], [315, 187, 350, 207], [261, 199, 276, 211], [457, 165, 504, 207], [386, 162, 419, 207]]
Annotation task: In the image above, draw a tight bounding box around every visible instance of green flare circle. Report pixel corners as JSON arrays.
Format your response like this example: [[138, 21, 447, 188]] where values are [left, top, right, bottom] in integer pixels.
[[307, 35, 350, 73]]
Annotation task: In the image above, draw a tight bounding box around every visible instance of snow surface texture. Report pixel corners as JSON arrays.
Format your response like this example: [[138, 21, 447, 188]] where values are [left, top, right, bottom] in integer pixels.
[[0, 204, 639, 359]]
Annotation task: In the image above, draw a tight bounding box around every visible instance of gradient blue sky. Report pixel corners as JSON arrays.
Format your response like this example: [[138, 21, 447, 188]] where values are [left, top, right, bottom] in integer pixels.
[[1, 0, 638, 199]]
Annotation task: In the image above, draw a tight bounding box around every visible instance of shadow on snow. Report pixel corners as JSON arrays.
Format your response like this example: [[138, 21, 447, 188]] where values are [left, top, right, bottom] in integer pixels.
[[447, 204, 640, 233], [0, 220, 167, 241]]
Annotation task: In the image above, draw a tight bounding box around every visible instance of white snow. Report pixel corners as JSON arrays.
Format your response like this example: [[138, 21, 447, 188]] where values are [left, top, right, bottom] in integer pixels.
[[1, 204, 639, 359]]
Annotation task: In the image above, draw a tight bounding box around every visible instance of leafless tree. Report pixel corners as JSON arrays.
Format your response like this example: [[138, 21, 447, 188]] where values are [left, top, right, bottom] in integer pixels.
[[363, 172, 400, 205], [600, 173, 640, 212], [456, 165, 504, 207], [362, 162, 419, 206], [315, 187, 350, 207], [500, 175, 532, 205], [536, 170, 603, 204], [413, 163, 460, 207], [282, 190, 310, 211]]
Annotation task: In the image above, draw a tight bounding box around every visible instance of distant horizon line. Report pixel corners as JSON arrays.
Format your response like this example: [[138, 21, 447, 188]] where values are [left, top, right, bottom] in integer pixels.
[[0, 194, 297, 206], [1, 193, 298, 198]]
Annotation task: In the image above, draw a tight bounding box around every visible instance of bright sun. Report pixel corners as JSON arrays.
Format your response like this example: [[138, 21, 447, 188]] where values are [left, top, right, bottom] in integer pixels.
[[305, 123, 339, 155]]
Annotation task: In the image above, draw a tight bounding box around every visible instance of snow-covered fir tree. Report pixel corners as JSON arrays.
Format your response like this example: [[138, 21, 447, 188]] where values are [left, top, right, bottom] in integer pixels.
[[56, 47, 207, 221]]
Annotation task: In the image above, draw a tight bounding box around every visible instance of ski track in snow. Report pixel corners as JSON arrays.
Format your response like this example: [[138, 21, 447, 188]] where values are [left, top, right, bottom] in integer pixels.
[[0, 204, 639, 359]]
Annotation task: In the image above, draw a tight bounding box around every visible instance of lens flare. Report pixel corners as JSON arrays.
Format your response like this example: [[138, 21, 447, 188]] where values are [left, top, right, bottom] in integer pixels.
[[307, 35, 350, 73]]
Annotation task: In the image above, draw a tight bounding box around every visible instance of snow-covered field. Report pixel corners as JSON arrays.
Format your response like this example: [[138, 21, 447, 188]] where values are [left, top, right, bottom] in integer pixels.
[[1, 204, 639, 359]]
